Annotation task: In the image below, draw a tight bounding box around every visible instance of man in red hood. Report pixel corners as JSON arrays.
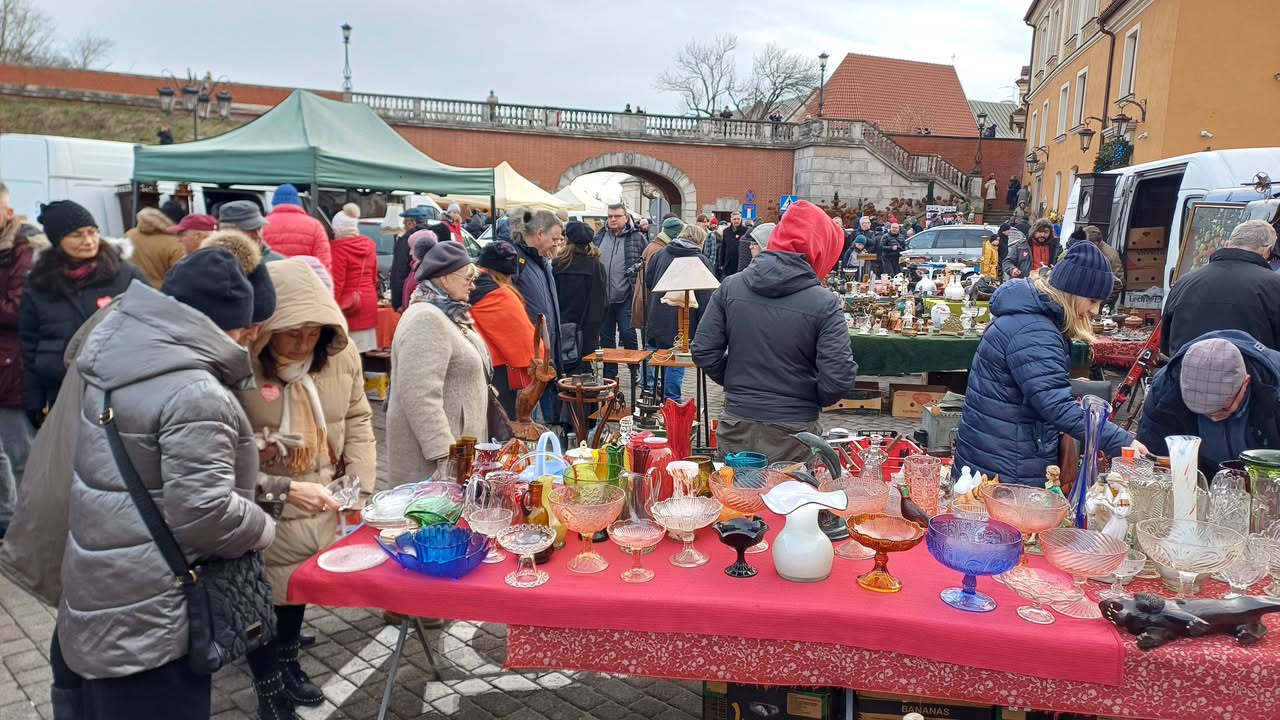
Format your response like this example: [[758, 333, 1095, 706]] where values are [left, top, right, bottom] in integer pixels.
[[691, 200, 857, 462]]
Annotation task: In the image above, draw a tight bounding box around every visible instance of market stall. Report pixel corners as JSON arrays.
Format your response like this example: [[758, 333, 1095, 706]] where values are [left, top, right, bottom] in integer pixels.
[[849, 331, 1091, 376], [434, 161, 571, 212]]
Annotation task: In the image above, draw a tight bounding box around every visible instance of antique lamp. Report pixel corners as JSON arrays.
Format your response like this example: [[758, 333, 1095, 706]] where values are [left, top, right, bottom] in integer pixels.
[[651, 257, 720, 361]]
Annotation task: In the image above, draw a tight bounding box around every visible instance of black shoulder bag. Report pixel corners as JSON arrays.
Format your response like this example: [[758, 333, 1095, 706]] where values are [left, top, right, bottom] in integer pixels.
[[99, 390, 276, 675]]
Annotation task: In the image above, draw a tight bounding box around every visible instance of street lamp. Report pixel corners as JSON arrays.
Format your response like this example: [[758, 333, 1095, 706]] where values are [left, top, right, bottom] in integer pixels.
[[1074, 116, 1107, 152], [341, 23, 353, 94], [1025, 146, 1049, 175], [157, 69, 232, 141], [974, 111, 988, 175], [817, 52, 829, 118]]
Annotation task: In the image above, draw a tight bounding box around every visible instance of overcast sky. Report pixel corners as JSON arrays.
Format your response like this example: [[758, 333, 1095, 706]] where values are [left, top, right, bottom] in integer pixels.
[[44, 0, 1032, 113]]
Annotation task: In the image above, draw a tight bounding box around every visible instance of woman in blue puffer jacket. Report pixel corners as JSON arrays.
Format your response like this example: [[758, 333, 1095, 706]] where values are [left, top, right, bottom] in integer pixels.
[[953, 242, 1147, 486]]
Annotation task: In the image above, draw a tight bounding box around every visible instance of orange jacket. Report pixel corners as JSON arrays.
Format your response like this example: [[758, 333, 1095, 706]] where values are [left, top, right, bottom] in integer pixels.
[[470, 279, 534, 388]]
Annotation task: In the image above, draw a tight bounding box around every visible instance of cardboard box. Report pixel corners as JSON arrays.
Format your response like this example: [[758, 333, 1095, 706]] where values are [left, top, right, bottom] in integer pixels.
[[703, 682, 845, 720], [1001, 711, 1098, 720], [856, 691, 994, 720], [889, 384, 948, 418], [1124, 249, 1166, 270], [824, 381, 882, 413], [1123, 285, 1165, 310], [363, 371, 389, 401], [1124, 269, 1163, 289], [1126, 226, 1167, 250]]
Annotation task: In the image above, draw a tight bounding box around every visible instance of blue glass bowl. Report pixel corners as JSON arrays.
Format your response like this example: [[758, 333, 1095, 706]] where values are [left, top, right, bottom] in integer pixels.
[[376, 525, 490, 580], [926, 514, 1023, 613]]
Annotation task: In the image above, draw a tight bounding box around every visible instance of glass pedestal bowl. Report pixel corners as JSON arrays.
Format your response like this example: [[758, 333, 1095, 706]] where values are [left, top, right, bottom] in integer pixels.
[[464, 507, 514, 564], [846, 514, 926, 593], [650, 496, 725, 568], [1136, 518, 1244, 600], [1039, 527, 1129, 618], [926, 515, 1023, 612], [708, 468, 777, 554], [999, 565, 1084, 625], [714, 516, 770, 578], [377, 525, 489, 580], [820, 474, 891, 561], [983, 484, 1070, 582], [496, 524, 557, 588], [548, 484, 626, 574], [608, 519, 666, 583]]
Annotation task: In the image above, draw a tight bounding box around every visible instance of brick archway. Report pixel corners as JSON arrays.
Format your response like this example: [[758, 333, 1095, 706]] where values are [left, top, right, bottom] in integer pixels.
[[557, 152, 697, 221]]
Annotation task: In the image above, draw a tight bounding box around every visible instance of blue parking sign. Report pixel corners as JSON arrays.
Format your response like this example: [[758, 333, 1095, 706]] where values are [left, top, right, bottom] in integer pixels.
[[740, 204, 757, 221], [780, 195, 799, 213]]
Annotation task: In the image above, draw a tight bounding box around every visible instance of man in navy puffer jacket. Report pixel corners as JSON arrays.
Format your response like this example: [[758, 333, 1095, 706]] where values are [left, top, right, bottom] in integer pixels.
[[953, 242, 1138, 486]]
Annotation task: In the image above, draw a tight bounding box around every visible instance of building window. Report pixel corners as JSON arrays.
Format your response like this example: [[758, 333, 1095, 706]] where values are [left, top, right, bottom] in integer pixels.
[[1050, 6, 1061, 55], [1080, 0, 1098, 32], [1040, 101, 1050, 149], [1057, 83, 1070, 138], [1031, 110, 1039, 146], [1073, 68, 1089, 126], [1053, 172, 1063, 214], [1120, 25, 1140, 98], [1064, 0, 1076, 38]]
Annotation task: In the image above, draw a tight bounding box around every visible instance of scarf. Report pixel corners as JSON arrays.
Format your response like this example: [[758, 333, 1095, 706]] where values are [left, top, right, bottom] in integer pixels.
[[63, 260, 97, 283], [411, 280, 474, 329], [277, 358, 328, 474], [1031, 240, 1051, 270]]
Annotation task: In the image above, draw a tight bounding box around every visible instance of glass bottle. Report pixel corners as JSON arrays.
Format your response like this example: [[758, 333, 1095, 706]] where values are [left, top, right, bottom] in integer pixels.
[[524, 479, 557, 562], [860, 438, 888, 485], [644, 437, 675, 502]]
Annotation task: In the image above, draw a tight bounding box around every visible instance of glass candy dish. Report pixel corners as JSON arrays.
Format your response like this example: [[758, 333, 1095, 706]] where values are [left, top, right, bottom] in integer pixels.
[[714, 516, 770, 578], [1221, 536, 1270, 599], [608, 519, 667, 583], [651, 496, 724, 568], [362, 482, 426, 531], [926, 515, 1023, 612], [708, 468, 777, 554], [846, 514, 926, 593], [1136, 518, 1244, 599], [820, 472, 891, 560], [403, 482, 466, 527], [1000, 565, 1084, 625], [548, 484, 626, 574], [496, 524, 557, 588], [375, 525, 489, 580], [983, 484, 1070, 577], [1040, 527, 1129, 618], [949, 497, 990, 521]]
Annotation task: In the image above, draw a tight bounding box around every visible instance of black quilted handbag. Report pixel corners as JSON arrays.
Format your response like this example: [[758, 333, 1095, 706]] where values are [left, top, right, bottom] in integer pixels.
[[99, 390, 276, 675]]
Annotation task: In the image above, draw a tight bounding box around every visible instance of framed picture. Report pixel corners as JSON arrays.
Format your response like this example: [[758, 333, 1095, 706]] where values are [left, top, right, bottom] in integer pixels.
[[1174, 203, 1249, 282]]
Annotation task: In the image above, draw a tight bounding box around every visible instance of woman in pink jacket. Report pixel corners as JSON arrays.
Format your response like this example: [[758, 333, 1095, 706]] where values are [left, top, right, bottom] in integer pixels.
[[329, 204, 380, 352], [263, 185, 332, 272]]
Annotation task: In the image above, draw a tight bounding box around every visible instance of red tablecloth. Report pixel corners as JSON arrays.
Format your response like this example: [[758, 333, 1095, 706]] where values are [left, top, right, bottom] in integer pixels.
[[376, 307, 399, 350], [290, 519, 1123, 686], [1092, 336, 1150, 368]]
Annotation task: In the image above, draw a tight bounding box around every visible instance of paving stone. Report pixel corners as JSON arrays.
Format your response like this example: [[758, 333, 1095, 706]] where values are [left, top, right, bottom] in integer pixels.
[[555, 684, 609, 712], [337, 694, 382, 719], [0, 702, 38, 720], [491, 673, 540, 693], [518, 688, 561, 715], [0, 683, 27, 708], [504, 708, 552, 720], [0, 627, 24, 644], [2, 652, 43, 675], [471, 687, 527, 716], [32, 704, 49, 720], [430, 691, 463, 716], [630, 695, 673, 717], [595, 677, 645, 706], [669, 687, 703, 716], [12, 667, 48, 688], [0, 639, 35, 659], [536, 672, 574, 689], [644, 681, 687, 702], [542, 701, 591, 720]]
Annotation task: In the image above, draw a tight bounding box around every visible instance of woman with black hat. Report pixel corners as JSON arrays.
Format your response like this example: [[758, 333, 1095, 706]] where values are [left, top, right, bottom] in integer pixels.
[[554, 222, 607, 376], [470, 241, 535, 417], [19, 200, 146, 428]]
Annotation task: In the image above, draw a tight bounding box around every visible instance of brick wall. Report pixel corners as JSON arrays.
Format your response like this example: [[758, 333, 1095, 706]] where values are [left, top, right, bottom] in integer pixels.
[[0, 65, 341, 107], [393, 125, 796, 219], [888, 134, 1026, 205]]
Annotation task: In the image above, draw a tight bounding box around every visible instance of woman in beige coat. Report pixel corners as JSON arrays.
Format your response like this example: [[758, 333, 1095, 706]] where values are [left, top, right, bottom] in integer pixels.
[[238, 259, 375, 713], [387, 241, 490, 490]]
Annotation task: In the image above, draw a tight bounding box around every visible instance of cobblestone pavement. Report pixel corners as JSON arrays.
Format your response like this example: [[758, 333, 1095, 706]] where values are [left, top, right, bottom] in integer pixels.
[[0, 371, 925, 719]]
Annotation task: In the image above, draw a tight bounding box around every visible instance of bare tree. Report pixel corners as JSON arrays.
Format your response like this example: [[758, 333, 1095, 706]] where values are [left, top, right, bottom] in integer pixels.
[[0, 0, 58, 66], [731, 43, 819, 121], [60, 32, 114, 70], [655, 35, 739, 117]]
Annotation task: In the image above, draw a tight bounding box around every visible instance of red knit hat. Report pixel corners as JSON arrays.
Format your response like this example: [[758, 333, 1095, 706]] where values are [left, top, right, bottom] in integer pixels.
[[765, 200, 843, 278]]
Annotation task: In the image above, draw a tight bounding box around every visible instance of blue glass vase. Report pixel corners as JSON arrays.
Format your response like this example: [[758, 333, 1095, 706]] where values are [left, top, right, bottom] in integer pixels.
[[1068, 395, 1111, 529]]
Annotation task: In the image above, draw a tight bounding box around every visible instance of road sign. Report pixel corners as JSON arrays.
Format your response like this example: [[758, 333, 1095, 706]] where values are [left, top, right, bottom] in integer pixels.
[[780, 195, 799, 213], [741, 204, 757, 221], [745, 190, 756, 204]]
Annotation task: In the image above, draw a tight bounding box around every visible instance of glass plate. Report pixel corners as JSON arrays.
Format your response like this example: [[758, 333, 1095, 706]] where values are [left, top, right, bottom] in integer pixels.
[[317, 544, 389, 573]]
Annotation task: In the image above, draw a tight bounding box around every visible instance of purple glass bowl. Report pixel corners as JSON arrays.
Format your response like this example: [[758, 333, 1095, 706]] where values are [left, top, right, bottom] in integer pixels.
[[377, 525, 490, 580], [926, 514, 1023, 613]]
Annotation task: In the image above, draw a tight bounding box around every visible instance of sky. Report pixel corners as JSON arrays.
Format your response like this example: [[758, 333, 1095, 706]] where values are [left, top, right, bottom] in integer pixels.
[[42, 0, 1034, 114]]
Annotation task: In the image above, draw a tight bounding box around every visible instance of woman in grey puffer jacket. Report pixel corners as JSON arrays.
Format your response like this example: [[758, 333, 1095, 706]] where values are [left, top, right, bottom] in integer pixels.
[[59, 249, 275, 720]]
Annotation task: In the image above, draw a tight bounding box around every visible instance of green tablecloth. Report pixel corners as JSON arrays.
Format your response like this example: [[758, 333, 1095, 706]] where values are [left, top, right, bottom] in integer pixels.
[[849, 331, 1091, 376]]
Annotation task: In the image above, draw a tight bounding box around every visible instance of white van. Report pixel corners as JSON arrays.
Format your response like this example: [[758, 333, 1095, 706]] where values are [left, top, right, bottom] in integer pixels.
[[1, 134, 134, 236], [1061, 147, 1280, 305]]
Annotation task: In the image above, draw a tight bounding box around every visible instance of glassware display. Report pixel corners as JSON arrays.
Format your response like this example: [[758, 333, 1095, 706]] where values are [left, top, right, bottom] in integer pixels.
[[619, 468, 660, 523], [547, 484, 626, 574], [401, 481, 467, 528], [471, 442, 504, 479], [818, 472, 890, 560], [521, 479, 558, 563], [708, 467, 778, 553], [316, 544, 388, 573], [375, 525, 490, 580], [1067, 395, 1111, 528], [1000, 565, 1084, 625], [903, 455, 942, 515], [926, 515, 1023, 612], [685, 455, 715, 496], [650, 496, 724, 568], [1242, 450, 1280, 533], [463, 474, 515, 564], [762, 480, 849, 583], [1221, 536, 1271, 599], [1136, 518, 1244, 600], [1256, 524, 1280, 597], [644, 437, 676, 502], [1040, 527, 1129, 618], [1099, 550, 1147, 601], [714, 516, 770, 578], [860, 439, 888, 484], [724, 452, 768, 470], [949, 497, 990, 520], [661, 398, 697, 460], [1167, 435, 1203, 521], [607, 519, 666, 583], [846, 514, 927, 593], [982, 484, 1070, 571], [496, 524, 557, 588], [1207, 479, 1253, 539], [666, 460, 702, 498], [1130, 465, 1172, 579]]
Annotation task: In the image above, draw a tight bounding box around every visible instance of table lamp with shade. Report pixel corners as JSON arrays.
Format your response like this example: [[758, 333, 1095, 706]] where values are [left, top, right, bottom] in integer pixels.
[[650, 257, 721, 362]]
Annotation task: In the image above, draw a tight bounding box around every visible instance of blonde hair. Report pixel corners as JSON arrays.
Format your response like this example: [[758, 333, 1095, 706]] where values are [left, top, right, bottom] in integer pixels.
[[1031, 270, 1095, 342], [676, 224, 708, 248]]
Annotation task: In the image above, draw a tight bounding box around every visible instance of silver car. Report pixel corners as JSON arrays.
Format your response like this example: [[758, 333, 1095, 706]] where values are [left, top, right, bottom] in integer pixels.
[[899, 224, 999, 266]]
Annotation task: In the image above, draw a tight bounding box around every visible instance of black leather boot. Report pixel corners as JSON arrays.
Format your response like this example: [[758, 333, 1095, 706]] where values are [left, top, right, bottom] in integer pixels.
[[254, 671, 297, 720], [280, 641, 324, 706]]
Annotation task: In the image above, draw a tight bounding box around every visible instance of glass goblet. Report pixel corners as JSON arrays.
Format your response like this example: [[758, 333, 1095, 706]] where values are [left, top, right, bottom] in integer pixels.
[[820, 472, 890, 561], [548, 484, 626, 574], [608, 519, 666, 583], [1099, 550, 1147, 601], [708, 467, 777, 554], [926, 515, 1023, 613], [496, 524, 556, 588], [983, 484, 1070, 584], [846, 514, 926, 593], [1040, 528, 1129, 619], [1000, 565, 1083, 625], [650, 496, 724, 568], [1222, 537, 1271, 599]]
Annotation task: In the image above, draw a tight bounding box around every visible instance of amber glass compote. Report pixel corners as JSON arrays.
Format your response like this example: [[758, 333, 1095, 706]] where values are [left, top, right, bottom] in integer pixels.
[[1039, 527, 1129, 619], [846, 514, 926, 593], [708, 468, 777, 553], [548, 484, 625, 574]]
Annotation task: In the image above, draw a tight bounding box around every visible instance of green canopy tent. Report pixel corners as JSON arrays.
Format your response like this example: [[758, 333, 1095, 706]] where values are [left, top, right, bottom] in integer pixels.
[[132, 90, 494, 196]]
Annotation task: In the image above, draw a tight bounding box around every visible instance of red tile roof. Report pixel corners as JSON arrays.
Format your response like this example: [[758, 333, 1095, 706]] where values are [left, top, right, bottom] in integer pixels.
[[801, 53, 979, 137]]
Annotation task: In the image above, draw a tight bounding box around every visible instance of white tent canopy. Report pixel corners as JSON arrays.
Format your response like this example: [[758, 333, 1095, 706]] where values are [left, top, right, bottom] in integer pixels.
[[434, 161, 570, 211], [553, 183, 612, 215]]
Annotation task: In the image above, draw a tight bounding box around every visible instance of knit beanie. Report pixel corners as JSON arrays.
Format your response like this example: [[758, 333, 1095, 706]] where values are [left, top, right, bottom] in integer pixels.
[[247, 263, 277, 323], [161, 248, 254, 331], [272, 184, 301, 207], [37, 200, 97, 245], [750, 222, 776, 250], [408, 229, 438, 262], [417, 240, 471, 282], [661, 217, 684, 238], [198, 230, 274, 323], [478, 241, 519, 276], [565, 221, 594, 247], [331, 203, 360, 237], [1049, 241, 1114, 301]]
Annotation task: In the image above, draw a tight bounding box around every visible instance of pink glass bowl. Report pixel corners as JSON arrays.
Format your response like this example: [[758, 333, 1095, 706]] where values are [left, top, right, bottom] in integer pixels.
[[1039, 527, 1129, 619], [548, 484, 626, 574], [1000, 565, 1083, 624], [983, 485, 1070, 536]]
